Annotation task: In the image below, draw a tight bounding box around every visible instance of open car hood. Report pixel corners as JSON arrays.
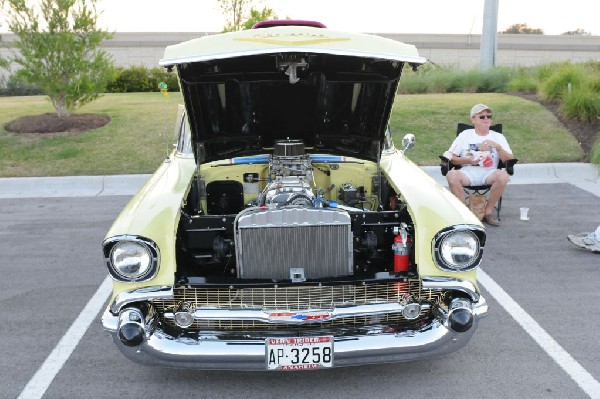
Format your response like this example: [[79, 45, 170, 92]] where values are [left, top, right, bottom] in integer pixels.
[[160, 26, 426, 163]]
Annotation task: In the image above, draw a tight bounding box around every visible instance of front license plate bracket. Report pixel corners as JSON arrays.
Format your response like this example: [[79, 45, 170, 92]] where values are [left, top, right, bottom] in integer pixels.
[[265, 336, 334, 370]]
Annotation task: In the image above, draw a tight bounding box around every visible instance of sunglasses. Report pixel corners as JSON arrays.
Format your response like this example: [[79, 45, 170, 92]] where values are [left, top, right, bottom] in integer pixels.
[[476, 114, 492, 120]]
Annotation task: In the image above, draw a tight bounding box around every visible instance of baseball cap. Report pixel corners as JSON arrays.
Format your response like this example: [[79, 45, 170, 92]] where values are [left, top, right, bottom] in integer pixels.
[[470, 103, 492, 118]]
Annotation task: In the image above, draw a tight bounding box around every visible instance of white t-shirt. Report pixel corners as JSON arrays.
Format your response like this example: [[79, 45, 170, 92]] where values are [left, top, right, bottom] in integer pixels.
[[448, 129, 512, 169]]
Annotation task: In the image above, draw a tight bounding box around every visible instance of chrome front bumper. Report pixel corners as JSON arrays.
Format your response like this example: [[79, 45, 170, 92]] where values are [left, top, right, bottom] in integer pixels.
[[102, 279, 488, 370]]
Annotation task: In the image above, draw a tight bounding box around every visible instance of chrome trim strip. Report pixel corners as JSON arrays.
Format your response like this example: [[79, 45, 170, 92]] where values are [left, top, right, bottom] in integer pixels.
[[162, 303, 432, 324], [421, 277, 480, 302], [109, 286, 173, 314]]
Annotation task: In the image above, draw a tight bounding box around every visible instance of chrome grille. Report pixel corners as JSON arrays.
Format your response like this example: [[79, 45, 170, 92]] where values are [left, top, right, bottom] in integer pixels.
[[235, 208, 353, 279], [151, 281, 447, 332]]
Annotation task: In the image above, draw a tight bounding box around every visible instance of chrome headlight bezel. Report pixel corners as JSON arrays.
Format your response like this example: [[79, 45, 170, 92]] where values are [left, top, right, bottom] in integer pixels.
[[432, 225, 485, 272], [103, 235, 160, 282]]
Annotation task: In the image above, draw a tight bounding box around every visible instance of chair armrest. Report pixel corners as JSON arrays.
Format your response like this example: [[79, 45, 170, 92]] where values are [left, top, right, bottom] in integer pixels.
[[503, 158, 518, 176], [439, 155, 450, 176], [439, 154, 465, 176]]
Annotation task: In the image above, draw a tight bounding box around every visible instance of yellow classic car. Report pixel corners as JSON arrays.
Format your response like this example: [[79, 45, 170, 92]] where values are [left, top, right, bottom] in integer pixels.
[[101, 21, 487, 370]]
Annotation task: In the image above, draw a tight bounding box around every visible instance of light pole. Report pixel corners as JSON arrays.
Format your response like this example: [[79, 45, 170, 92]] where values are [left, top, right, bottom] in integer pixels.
[[480, 0, 499, 70]]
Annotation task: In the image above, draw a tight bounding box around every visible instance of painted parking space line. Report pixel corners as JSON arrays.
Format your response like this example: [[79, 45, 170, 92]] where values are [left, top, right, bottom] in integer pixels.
[[478, 269, 600, 399], [18, 276, 112, 399]]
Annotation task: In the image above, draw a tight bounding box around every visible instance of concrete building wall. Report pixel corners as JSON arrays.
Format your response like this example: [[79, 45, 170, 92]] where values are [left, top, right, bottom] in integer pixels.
[[1, 32, 599, 76], [378, 33, 600, 68]]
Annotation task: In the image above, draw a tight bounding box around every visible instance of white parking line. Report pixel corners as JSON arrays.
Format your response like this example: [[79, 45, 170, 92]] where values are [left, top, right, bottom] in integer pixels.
[[18, 276, 112, 399], [478, 269, 600, 399]]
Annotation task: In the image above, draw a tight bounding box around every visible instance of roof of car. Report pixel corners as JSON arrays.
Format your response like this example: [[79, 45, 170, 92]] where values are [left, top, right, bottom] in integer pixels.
[[159, 25, 426, 66]]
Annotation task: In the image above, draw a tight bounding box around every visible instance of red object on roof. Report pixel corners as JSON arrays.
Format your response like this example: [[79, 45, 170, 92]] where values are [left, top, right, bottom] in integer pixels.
[[251, 20, 327, 29]]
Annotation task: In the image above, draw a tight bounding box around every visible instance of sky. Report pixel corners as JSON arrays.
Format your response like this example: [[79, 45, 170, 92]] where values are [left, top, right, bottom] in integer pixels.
[[0, 0, 597, 36], [90, 0, 598, 36]]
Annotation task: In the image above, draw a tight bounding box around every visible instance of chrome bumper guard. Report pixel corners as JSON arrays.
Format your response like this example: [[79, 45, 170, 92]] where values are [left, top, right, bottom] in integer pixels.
[[102, 279, 488, 370]]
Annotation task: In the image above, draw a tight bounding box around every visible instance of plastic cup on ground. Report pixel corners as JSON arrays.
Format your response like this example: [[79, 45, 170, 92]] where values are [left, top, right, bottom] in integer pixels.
[[520, 207, 529, 221]]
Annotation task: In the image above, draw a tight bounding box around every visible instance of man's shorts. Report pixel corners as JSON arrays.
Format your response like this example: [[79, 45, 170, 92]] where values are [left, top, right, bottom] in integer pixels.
[[459, 166, 497, 186]]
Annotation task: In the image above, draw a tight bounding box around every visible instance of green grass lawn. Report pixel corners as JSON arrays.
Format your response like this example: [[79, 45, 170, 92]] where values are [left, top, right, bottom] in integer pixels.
[[390, 93, 583, 165], [0, 92, 584, 177], [0, 93, 183, 177]]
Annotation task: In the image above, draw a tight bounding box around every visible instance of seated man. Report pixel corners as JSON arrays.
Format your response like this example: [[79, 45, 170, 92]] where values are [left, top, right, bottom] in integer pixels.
[[445, 104, 515, 226]]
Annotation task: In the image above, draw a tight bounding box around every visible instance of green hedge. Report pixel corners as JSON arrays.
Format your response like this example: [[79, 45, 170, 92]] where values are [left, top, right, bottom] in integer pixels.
[[1, 65, 180, 96], [0, 74, 43, 96], [106, 65, 180, 93]]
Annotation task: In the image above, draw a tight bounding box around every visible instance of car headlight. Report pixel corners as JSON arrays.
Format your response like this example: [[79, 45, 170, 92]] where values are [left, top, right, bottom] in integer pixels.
[[103, 236, 159, 282], [433, 226, 485, 272]]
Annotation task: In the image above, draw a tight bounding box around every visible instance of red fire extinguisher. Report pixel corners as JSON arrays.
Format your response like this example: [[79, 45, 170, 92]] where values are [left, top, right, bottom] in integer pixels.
[[393, 225, 411, 272]]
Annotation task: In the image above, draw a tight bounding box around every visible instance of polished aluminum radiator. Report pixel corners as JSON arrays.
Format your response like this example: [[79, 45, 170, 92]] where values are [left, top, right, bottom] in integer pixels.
[[235, 208, 353, 280]]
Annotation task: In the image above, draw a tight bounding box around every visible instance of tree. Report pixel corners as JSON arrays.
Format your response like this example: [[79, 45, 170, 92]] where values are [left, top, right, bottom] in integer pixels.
[[2, 0, 114, 117], [0, 22, 7, 71], [500, 23, 544, 34], [219, 0, 276, 32], [562, 29, 591, 36], [242, 6, 278, 30], [218, 0, 254, 32]]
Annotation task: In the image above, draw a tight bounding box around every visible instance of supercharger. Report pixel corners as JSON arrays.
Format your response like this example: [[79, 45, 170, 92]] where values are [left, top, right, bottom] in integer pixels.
[[258, 140, 315, 208]]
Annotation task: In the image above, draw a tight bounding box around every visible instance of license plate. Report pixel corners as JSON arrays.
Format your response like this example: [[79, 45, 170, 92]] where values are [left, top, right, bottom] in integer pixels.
[[266, 336, 333, 370]]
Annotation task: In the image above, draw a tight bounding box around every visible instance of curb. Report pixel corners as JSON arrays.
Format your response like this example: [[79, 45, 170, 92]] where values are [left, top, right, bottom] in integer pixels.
[[1, 163, 599, 199], [0, 174, 151, 199]]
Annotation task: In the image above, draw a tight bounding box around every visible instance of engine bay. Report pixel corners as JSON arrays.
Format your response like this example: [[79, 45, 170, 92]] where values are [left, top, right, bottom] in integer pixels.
[[176, 140, 415, 284]]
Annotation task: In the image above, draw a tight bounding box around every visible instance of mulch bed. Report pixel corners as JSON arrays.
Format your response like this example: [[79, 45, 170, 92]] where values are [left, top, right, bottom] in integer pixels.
[[4, 113, 111, 134]]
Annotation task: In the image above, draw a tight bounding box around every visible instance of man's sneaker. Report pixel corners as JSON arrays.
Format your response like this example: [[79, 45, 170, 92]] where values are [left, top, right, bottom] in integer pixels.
[[567, 232, 600, 253], [483, 213, 500, 227]]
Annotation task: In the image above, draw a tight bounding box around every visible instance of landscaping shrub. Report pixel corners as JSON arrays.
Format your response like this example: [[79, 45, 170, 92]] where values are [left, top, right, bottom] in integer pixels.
[[453, 69, 484, 93], [398, 64, 511, 94], [107, 66, 153, 93], [479, 67, 511, 93], [425, 68, 458, 93], [106, 66, 180, 93], [534, 62, 559, 82], [539, 62, 586, 101], [397, 72, 429, 94], [561, 87, 600, 122], [0, 74, 43, 96], [397, 63, 435, 94], [149, 68, 180, 93], [507, 67, 538, 93]]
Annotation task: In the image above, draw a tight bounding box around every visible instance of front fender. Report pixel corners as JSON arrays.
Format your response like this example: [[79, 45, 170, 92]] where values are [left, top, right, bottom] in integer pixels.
[[104, 156, 196, 297], [380, 150, 483, 282]]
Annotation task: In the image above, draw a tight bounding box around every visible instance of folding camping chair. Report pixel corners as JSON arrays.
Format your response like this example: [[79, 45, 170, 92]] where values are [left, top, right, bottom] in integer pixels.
[[439, 123, 518, 220]]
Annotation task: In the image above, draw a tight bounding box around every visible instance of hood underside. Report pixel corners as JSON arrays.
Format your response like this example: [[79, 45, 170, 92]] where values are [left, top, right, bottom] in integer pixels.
[[161, 27, 426, 163]]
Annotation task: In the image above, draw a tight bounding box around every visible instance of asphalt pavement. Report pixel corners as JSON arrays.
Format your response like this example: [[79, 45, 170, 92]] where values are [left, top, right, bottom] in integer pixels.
[[1, 162, 600, 399]]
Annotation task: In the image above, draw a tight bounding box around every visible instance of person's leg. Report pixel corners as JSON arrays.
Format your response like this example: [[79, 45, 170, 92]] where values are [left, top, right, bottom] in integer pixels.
[[446, 170, 471, 203], [484, 170, 509, 216]]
